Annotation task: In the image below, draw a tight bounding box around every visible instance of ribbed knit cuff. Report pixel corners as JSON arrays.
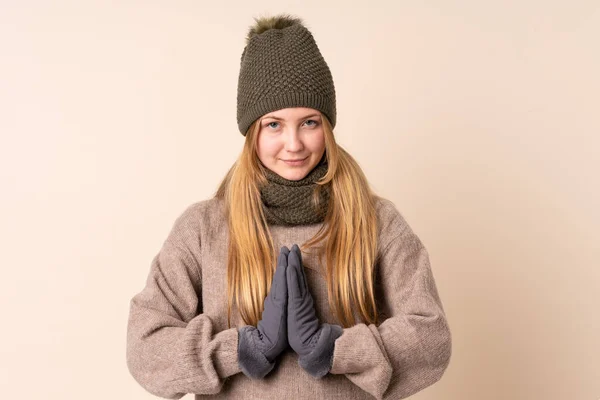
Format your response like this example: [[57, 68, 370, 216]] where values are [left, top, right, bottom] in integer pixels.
[[298, 323, 343, 379], [213, 327, 243, 378], [329, 323, 392, 400], [237, 326, 276, 379]]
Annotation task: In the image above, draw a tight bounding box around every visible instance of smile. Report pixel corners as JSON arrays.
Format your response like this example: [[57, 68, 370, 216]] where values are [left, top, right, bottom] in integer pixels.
[[282, 156, 308, 166]]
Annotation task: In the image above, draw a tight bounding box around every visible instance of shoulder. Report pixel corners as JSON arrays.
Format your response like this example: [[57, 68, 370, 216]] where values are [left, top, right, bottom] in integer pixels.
[[174, 197, 225, 223], [167, 197, 226, 245], [374, 195, 409, 235], [373, 195, 414, 253]]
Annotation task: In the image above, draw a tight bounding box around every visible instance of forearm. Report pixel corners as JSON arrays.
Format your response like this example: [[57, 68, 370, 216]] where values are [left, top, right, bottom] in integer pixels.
[[127, 302, 240, 398], [331, 309, 451, 400]]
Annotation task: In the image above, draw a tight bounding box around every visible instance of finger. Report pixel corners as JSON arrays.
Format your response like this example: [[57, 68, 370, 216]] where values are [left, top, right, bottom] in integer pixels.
[[287, 245, 305, 298], [291, 244, 308, 291], [271, 247, 289, 302], [286, 251, 302, 300], [274, 248, 289, 303], [277, 247, 290, 276], [291, 244, 302, 264]]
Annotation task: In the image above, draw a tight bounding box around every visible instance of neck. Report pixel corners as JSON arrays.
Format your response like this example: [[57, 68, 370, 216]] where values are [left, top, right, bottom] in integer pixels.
[[259, 154, 330, 226]]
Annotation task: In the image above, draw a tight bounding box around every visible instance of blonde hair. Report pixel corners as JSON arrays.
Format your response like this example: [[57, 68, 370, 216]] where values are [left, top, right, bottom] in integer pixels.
[[215, 113, 381, 328]]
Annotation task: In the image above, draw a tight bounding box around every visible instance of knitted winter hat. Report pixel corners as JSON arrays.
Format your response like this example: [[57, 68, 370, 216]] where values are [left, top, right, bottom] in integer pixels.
[[236, 14, 337, 136]]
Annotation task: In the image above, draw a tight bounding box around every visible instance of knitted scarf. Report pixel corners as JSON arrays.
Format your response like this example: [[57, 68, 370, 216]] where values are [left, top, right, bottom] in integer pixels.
[[259, 154, 331, 226]]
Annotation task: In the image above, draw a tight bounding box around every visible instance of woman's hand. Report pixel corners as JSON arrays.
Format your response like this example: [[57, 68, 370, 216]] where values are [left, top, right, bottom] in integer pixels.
[[238, 246, 290, 379], [286, 244, 343, 378]]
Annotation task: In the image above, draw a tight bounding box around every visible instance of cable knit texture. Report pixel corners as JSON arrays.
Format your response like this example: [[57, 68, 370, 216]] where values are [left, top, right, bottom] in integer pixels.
[[126, 196, 452, 399]]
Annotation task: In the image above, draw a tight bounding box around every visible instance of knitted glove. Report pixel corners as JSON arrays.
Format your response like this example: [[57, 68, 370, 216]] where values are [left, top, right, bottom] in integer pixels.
[[286, 244, 343, 378], [238, 246, 290, 379]]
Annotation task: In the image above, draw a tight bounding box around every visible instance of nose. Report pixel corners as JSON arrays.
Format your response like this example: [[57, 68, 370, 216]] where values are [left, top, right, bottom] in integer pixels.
[[284, 129, 304, 152]]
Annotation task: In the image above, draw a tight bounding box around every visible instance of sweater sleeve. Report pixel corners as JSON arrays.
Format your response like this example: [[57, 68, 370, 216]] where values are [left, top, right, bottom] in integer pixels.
[[329, 210, 452, 400], [126, 208, 241, 399]]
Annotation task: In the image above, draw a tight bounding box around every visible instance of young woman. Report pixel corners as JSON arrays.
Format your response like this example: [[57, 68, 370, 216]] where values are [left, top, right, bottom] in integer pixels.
[[126, 14, 452, 400]]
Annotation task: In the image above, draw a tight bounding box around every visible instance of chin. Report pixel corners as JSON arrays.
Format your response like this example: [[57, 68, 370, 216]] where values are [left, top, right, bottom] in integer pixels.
[[279, 170, 308, 181], [275, 164, 310, 179]]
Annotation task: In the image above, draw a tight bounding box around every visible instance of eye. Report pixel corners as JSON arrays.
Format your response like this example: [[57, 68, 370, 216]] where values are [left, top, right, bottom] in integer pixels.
[[304, 119, 319, 127], [265, 121, 279, 129]]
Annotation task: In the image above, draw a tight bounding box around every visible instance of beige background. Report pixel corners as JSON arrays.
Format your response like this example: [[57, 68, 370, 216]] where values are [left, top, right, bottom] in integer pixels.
[[1, 1, 598, 399]]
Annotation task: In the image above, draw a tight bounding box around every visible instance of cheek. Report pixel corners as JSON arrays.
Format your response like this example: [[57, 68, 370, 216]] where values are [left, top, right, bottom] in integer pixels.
[[310, 130, 326, 150], [257, 136, 279, 157]]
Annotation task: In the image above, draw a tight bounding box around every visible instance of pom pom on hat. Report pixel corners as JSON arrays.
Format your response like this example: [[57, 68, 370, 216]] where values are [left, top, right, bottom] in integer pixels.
[[245, 14, 306, 44]]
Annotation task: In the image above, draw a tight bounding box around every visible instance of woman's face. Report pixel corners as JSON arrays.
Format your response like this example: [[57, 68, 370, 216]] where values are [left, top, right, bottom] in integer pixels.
[[256, 107, 326, 181]]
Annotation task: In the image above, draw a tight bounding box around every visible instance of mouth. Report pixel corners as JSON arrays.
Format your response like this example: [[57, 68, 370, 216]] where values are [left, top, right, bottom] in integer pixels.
[[282, 156, 308, 165]]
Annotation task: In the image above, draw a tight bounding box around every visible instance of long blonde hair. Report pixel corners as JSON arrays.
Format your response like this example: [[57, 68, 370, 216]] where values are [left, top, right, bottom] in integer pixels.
[[215, 114, 381, 328]]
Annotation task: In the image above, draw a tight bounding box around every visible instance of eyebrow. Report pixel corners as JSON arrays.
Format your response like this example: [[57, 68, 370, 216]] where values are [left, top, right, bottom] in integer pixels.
[[262, 113, 321, 121]]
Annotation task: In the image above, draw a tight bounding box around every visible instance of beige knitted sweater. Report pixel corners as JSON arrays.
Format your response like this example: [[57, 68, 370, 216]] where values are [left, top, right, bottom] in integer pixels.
[[126, 196, 452, 399]]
